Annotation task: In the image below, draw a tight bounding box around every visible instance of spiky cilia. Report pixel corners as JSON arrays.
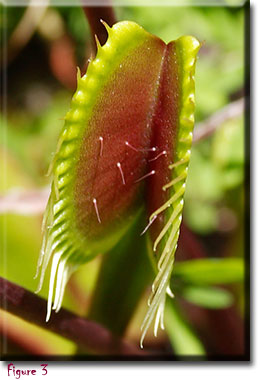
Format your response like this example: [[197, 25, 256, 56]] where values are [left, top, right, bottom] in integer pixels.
[[35, 20, 200, 346]]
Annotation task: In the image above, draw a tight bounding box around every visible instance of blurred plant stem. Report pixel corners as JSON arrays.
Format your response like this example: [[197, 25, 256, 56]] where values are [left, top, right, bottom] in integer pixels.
[[0, 188, 49, 215], [193, 98, 244, 143], [0, 310, 52, 356], [178, 223, 207, 260], [165, 300, 205, 356], [0, 277, 146, 356], [82, 1, 117, 52], [88, 211, 153, 337], [7, 0, 49, 63]]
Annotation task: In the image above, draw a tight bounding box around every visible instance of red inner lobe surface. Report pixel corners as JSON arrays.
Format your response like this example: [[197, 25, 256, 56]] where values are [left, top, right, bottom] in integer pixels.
[[146, 41, 180, 246], [75, 38, 166, 239]]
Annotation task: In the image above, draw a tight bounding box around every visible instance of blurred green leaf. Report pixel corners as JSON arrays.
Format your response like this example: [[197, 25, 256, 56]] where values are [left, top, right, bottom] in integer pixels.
[[185, 146, 224, 202], [165, 300, 205, 356], [89, 211, 153, 336], [172, 258, 244, 285], [0, 91, 70, 185], [184, 201, 218, 234], [184, 116, 244, 234], [55, 6, 90, 64], [212, 118, 244, 190], [181, 286, 234, 309], [1, 6, 25, 39]]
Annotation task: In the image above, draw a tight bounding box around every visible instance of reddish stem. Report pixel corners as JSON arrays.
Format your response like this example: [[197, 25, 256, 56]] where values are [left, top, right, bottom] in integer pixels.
[[0, 277, 146, 357], [82, 4, 117, 51]]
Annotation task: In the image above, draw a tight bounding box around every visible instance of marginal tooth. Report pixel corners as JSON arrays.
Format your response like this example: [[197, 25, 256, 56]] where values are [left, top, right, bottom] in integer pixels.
[[162, 172, 187, 191], [140, 260, 174, 347], [95, 34, 101, 50], [154, 307, 161, 337], [168, 157, 188, 169], [53, 175, 60, 200], [76, 66, 81, 82], [52, 256, 69, 310], [100, 19, 111, 34], [34, 249, 45, 280], [160, 302, 165, 330], [55, 265, 74, 313], [166, 285, 174, 298], [46, 251, 63, 322], [153, 201, 183, 253], [149, 185, 185, 221]]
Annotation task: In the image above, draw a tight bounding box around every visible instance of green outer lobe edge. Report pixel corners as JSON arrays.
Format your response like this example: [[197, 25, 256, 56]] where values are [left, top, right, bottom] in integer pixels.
[[141, 35, 200, 347], [148, 36, 200, 270], [168, 35, 201, 216]]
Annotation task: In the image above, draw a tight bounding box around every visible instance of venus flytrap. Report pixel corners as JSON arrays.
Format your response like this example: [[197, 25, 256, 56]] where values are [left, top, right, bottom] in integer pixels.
[[35, 20, 200, 346]]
